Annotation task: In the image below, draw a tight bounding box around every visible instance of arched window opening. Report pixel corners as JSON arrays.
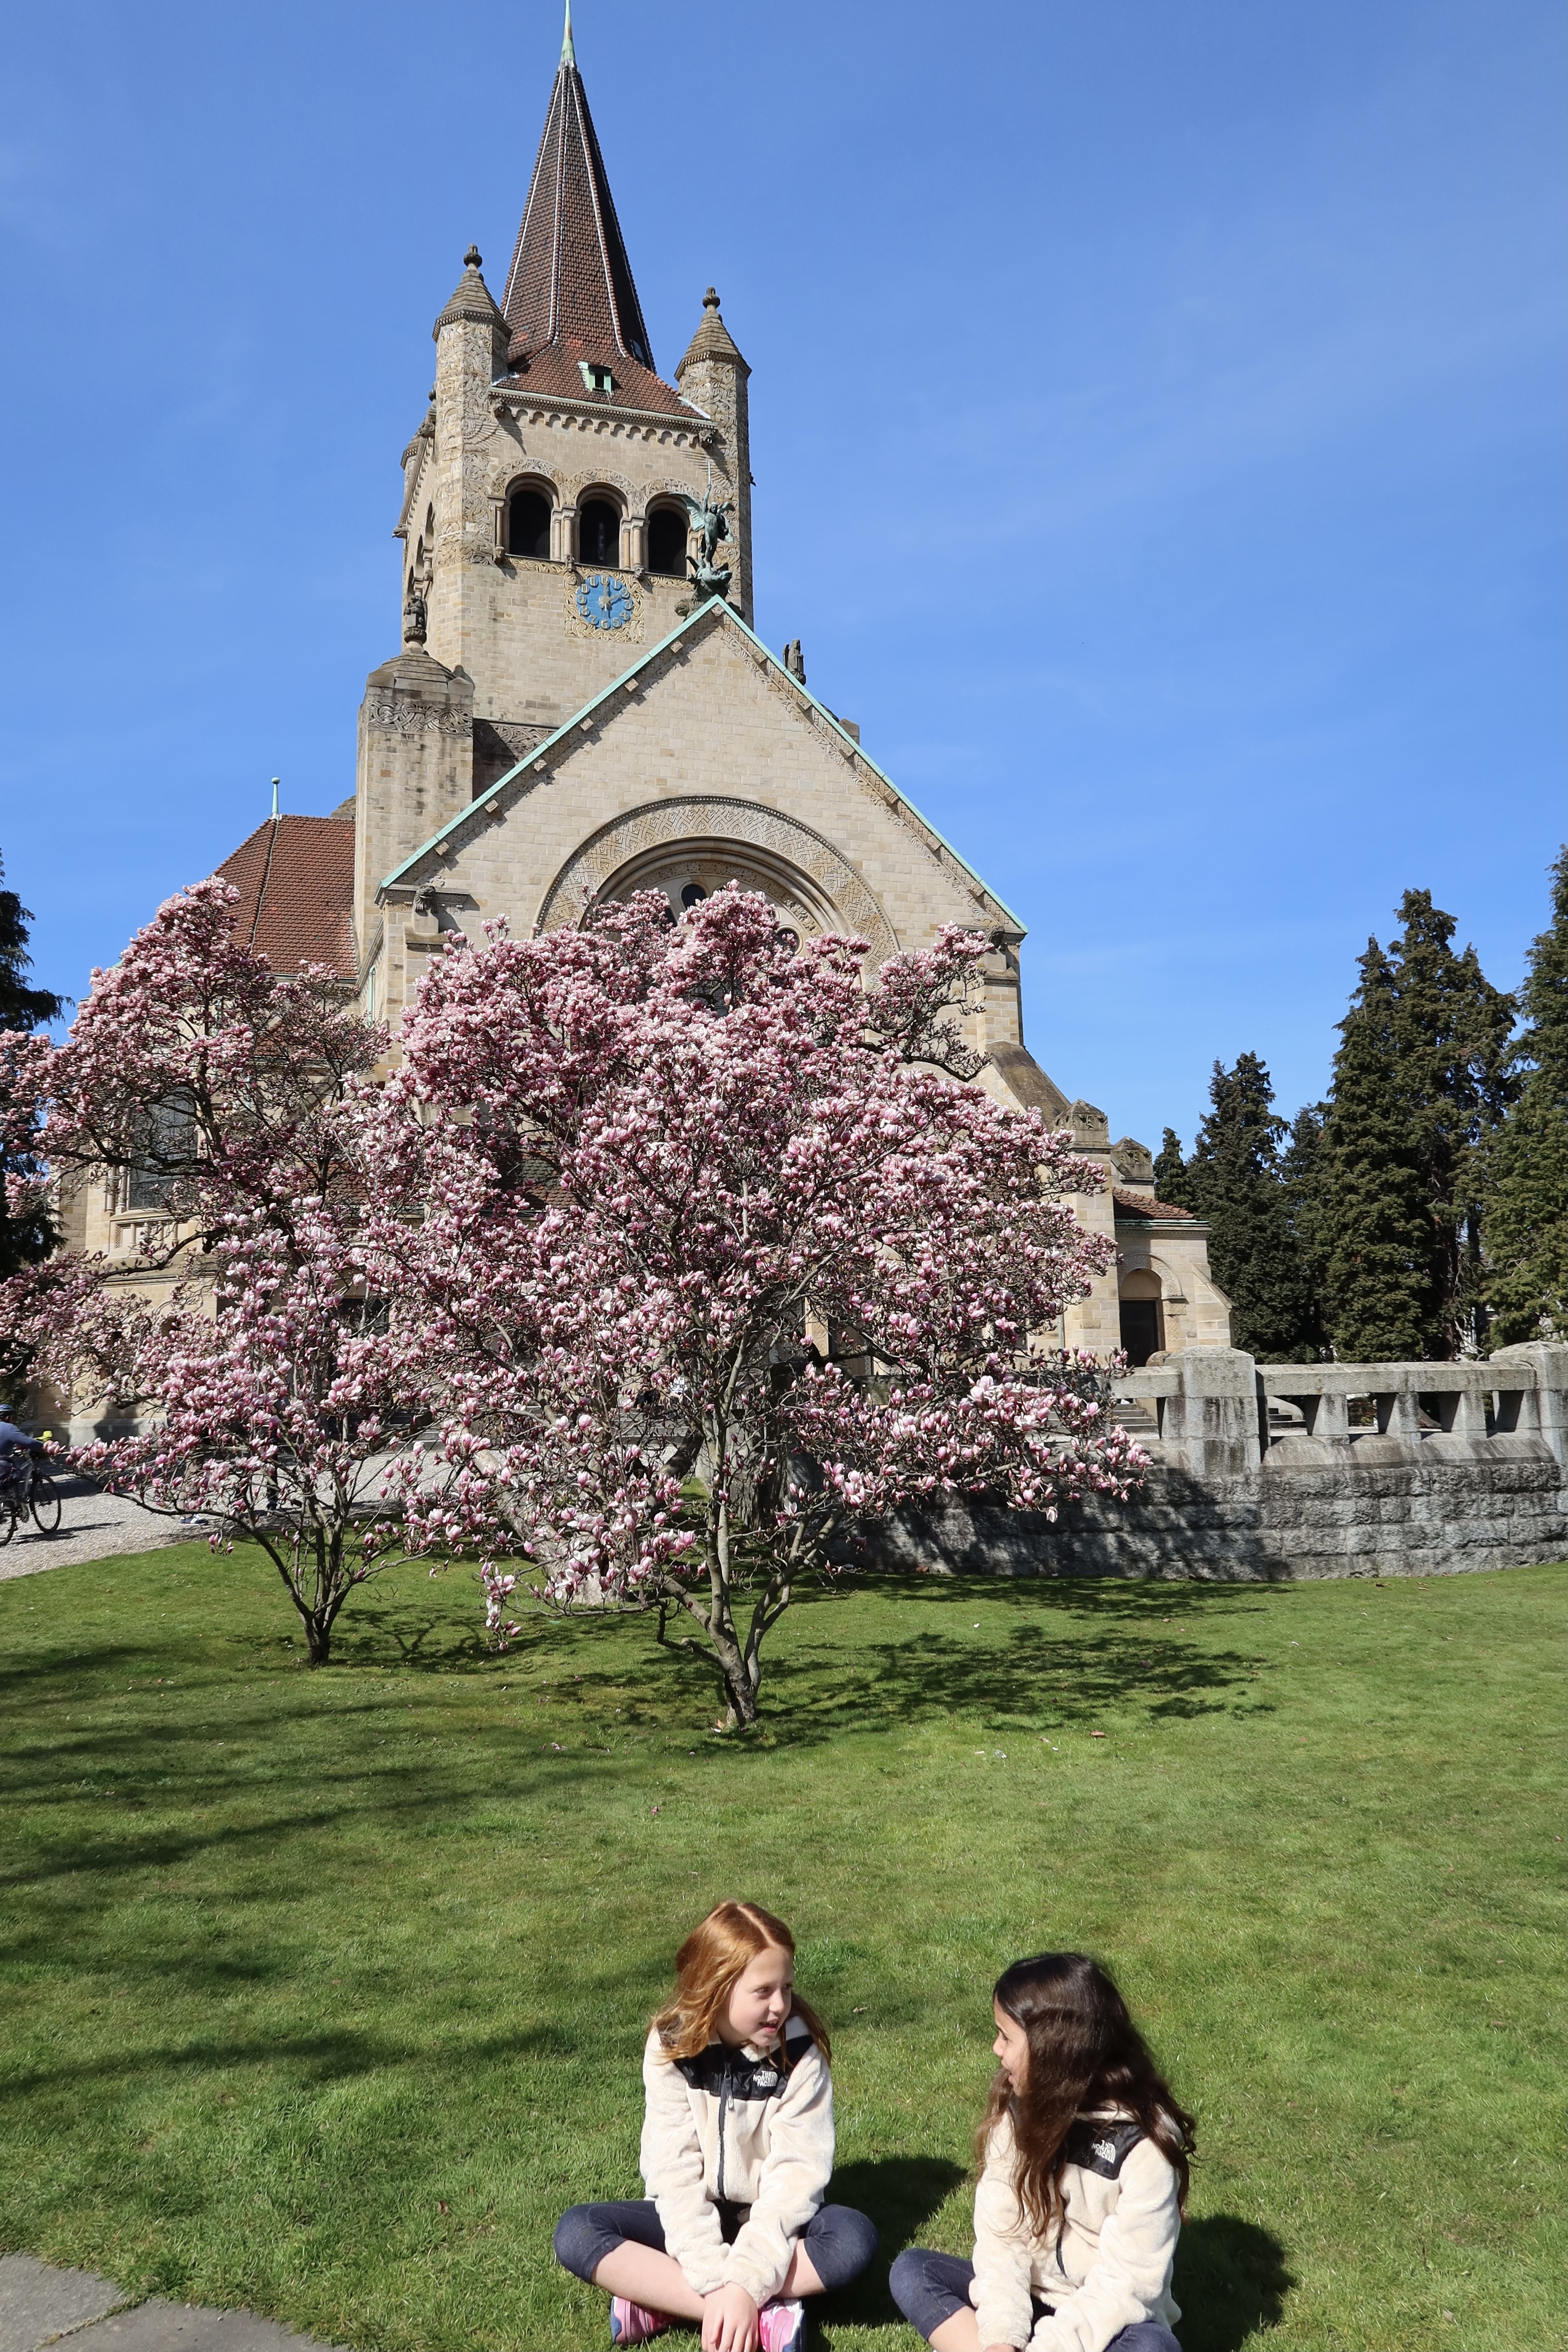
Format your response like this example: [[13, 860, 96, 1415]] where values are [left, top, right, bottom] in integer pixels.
[[126, 1093, 197, 1212], [680, 882, 708, 910], [508, 488, 551, 560], [578, 498, 621, 566], [647, 506, 689, 578]]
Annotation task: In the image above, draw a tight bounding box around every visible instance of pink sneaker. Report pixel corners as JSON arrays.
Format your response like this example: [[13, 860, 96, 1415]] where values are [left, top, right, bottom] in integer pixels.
[[758, 2300, 807, 2352], [609, 2297, 671, 2345]]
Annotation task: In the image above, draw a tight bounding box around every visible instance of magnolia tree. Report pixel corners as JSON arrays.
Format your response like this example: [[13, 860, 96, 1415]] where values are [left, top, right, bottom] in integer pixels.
[[378, 888, 1145, 1727], [0, 882, 429, 1663]]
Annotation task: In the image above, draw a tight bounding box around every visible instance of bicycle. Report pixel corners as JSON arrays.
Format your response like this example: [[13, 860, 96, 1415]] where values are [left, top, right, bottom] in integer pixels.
[[0, 1453, 61, 1543]]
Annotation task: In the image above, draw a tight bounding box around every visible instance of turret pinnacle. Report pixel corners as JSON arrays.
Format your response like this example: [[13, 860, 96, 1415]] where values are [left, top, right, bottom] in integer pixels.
[[432, 244, 508, 340]]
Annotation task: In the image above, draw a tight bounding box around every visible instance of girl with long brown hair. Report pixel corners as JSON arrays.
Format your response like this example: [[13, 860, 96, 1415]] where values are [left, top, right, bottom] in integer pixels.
[[554, 1901, 877, 2352], [890, 1953, 1195, 2352]]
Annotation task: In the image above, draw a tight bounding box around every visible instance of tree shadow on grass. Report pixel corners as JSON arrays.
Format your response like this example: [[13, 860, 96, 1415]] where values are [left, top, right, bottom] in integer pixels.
[[817, 2155, 966, 2330], [748, 1577, 1277, 1750], [1174, 2215, 1293, 2352]]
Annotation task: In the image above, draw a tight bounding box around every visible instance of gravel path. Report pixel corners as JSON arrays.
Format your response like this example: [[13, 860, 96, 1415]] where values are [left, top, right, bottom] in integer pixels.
[[0, 1479, 214, 1580]]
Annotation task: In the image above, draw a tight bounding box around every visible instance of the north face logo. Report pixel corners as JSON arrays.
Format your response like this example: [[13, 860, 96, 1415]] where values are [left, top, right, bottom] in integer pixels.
[[1093, 2139, 1118, 2165]]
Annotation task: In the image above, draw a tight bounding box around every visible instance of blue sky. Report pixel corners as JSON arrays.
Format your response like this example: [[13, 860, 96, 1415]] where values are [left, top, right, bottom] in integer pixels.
[[1, 0, 1561, 1150]]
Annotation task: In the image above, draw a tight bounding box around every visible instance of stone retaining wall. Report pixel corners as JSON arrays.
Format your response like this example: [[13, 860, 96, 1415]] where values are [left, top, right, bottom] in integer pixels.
[[870, 1342, 1568, 1583]]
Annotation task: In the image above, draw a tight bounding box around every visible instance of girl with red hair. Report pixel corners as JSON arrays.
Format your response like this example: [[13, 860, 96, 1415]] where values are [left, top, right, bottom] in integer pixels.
[[555, 1901, 877, 2352]]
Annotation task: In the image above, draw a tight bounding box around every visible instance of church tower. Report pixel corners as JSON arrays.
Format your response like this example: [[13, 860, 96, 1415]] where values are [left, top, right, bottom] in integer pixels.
[[342, 7, 1234, 1366], [355, 5, 757, 972], [405, 7, 746, 705]]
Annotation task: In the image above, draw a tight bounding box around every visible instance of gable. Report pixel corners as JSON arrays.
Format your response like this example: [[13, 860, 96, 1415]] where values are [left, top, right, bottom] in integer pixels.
[[377, 598, 1023, 962]]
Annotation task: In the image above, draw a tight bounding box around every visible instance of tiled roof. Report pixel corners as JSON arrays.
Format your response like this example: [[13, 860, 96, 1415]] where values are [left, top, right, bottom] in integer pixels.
[[497, 28, 697, 425], [215, 815, 356, 982], [496, 338, 693, 419], [1112, 1188, 1197, 1222]]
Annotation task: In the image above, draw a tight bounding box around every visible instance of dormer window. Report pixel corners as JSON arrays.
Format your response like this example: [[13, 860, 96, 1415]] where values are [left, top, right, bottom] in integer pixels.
[[579, 361, 616, 396]]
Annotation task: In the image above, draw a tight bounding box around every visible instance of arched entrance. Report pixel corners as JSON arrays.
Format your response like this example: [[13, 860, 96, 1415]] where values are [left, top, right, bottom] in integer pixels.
[[1118, 1268, 1164, 1367]]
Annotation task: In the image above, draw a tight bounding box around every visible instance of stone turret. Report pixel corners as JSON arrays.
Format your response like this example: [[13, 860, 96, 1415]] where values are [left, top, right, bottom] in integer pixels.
[[426, 247, 510, 670], [353, 645, 474, 1009], [676, 289, 753, 625]]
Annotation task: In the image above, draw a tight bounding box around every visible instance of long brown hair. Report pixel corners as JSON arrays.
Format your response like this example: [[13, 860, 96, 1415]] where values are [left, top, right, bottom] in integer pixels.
[[976, 1953, 1194, 2236], [652, 1901, 832, 2066]]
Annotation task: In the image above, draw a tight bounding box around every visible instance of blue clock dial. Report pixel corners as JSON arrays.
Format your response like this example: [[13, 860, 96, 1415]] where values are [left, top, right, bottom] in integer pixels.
[[576, 572, 634, 630]]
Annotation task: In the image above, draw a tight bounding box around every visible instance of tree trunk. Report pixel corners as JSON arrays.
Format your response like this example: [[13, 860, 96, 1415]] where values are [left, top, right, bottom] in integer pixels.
[[721, 1661, 760, 1729]]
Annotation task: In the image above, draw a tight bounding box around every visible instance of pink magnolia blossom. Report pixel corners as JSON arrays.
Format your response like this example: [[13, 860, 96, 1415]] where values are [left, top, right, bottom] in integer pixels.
[[0, 881, 427, 1662], [377, 887, 1145, 1726]]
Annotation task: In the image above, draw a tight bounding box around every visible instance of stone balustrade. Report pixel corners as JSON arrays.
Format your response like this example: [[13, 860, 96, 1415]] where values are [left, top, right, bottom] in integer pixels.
[[871, 1341, 1567, 1584], [1115, 1342, 1564, 1481]]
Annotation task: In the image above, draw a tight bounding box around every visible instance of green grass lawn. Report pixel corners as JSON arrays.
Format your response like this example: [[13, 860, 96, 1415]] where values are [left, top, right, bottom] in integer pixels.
[[0, 1549, 1562, 2352]]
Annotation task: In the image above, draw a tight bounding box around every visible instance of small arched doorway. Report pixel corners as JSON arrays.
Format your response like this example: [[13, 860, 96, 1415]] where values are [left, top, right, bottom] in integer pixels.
[[1118, 1269, 1164, 1367]]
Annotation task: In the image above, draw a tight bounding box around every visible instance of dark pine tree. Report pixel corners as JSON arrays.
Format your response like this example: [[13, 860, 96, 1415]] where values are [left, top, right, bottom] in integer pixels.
[[1316, 940, 1440, 1359], [1481, 846, 1568, 1348], [1185, 1053, 1320, 1361], [0, 849, 66, 1287], [1280, 1102, 1327, 1311], [1152, 1126, 1197, 1211], [1379, 890, 1516, 1353]]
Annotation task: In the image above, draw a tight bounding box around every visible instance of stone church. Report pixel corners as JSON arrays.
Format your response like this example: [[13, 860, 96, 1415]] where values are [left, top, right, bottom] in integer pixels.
[[191, 12, 1230, 1364]]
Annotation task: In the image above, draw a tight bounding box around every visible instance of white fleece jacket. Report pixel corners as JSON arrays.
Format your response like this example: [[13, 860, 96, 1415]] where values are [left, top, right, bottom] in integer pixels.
[[971, 2110, 1182, 2352], [639, 2015, 834, 2306]]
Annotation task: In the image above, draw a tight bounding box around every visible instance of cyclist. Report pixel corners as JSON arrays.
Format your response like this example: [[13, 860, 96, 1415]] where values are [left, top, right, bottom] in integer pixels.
[[0, 1418, 45, 1501]]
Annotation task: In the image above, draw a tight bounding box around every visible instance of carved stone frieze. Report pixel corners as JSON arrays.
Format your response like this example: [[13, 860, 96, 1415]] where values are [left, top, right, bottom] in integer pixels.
[[537, 795, 897, 960], [365, 698, 473, 738]]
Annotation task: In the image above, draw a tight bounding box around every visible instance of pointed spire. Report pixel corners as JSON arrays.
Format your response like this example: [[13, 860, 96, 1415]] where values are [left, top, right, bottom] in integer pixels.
[[499, 13, 656, 374], [433, 243, 508, 339], [677, 285, 749, 379]]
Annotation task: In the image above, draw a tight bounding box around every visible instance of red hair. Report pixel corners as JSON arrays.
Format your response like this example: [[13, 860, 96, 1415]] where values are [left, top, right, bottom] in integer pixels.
[[652, 1901, 831, 2066]]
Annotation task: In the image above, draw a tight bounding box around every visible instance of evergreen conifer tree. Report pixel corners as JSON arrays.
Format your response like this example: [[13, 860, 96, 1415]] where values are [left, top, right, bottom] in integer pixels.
[[1280, 1102, 1327, 1306], [0, 850, 65, 1287], [1152, 1126, 1196, 1210], [1315, 895, 1514, 1359], [1480, 846, 1568, 1347], [1185, 1053, 1319, 1360], [1317, 941, 1442, 1358], [1379, 890, 1515, 1350]]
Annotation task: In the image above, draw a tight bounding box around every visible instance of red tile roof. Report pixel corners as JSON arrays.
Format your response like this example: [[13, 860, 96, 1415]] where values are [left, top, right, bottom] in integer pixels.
[[1113, 1188, 1197, 1221], [496, 37, 696, 421], [215, 815, 356, 982], [499, 338, 693, 419]]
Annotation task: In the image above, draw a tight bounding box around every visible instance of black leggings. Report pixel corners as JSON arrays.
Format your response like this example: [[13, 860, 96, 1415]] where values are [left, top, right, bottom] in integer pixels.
[[890, 2246, 1180, 2351], [555, 2198, 878, 2295]]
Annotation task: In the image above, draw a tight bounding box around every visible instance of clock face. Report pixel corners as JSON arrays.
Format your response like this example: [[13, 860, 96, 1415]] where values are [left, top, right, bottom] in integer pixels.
[[576, 572, 634, 631]]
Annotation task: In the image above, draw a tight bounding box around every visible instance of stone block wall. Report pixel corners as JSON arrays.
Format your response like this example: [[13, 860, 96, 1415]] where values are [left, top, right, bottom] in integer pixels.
[[868, 1343, 1568, 1583]]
